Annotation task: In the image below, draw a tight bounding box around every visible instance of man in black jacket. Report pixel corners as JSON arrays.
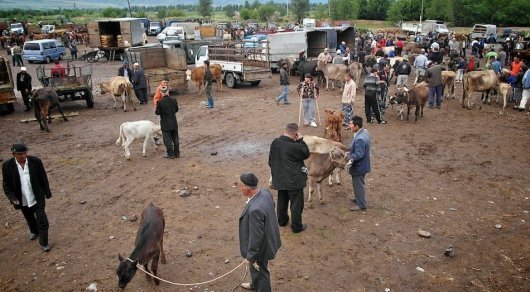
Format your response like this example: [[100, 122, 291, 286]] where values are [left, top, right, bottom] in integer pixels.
[[16, 67, 32, 111], [132, 63, 148, 104], [268, 123, 310, 233], [2, 143, 52, 252], [155, 87, 179, 159]]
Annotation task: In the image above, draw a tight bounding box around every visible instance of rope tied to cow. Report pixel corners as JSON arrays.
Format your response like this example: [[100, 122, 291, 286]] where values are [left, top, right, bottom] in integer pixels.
[[128, 258, 247, 287]]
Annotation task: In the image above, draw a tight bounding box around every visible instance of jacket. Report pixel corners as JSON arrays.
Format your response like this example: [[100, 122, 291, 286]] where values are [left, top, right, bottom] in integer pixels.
[[396, 61, 412, 75], [2, 156, 52, 209], [133, 69, 147, 89], [268, 135, 310, 190], [155, 95, 178, 131], [363, 75, 380, 93], [279, 67, 289, 86], [427, 64, 443, 87], [118, 66, 133, 82], [16, 71, 32, 92], [348, 128, 371, 176], [239, 189, 281, 262]]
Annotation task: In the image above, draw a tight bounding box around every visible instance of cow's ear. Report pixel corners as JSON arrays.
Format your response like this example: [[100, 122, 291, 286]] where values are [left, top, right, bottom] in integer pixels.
[[118, 254, 124, 262]]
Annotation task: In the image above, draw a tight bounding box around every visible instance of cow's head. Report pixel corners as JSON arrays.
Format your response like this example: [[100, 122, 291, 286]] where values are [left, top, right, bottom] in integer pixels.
[[99, 82, 110, 95], [329, 147, 349, 168], [389, 87, 408, 105], [116, 254, 138, 288], [152, 124, 163, 145], [185, 69, 192, 81]]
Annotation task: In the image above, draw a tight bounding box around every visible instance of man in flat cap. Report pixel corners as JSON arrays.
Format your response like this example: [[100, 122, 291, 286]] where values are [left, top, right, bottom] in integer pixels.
[[2, 143, 52, 252], [238, 172, 281, 291]]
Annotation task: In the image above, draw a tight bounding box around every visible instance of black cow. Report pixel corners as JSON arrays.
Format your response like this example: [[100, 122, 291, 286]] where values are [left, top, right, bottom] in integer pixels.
[[291, 59, 321, 82], [116, 202, 166, 288], [31, 88, 68, 132]]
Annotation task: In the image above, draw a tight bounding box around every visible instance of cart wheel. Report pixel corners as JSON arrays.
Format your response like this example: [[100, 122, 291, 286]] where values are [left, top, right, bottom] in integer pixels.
[[87, 55, 96, 63], [225, 73, 237, 88], [86, 91, 94, 108]]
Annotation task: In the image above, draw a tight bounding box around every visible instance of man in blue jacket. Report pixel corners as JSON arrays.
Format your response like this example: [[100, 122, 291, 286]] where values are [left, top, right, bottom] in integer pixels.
[[347, 116, 371, 211]]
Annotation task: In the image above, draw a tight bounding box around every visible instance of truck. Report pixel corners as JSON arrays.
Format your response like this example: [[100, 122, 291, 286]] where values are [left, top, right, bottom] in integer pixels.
[[10, 22, 24, 34], [87, 18, 147, 61], [148, 21, 163, 36], [195, 41, 271, 88], [125, 45, 188, 95], [471, 24, 497, 40], [401, 20, 449, 35], [162, 39, 221, 65], [41, 24, 55, 34], [169, 22, 197, 40], [0, 56, 15, 115], [157, 26, 187, 42]]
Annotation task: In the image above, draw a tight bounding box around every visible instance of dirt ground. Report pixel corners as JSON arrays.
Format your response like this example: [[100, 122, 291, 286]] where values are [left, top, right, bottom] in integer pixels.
[[0, 40, 529, 292]]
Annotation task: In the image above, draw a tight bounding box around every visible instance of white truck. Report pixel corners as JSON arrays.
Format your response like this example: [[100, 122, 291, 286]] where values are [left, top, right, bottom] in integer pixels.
[[9, 23, 24, 34], [401, 20, 449, 35], [470, 24, 497, 40], [195, 42, 271, 88], [157, 26, 187, 42], [267, 31, 307, 70]]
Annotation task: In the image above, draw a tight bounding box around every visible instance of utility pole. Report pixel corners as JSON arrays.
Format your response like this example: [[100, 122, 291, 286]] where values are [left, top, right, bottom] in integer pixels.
[[127, 0, 133, 17], [73, 0, 76, 9], [328, 0, 331, 18], [286, 0, 289, 21]]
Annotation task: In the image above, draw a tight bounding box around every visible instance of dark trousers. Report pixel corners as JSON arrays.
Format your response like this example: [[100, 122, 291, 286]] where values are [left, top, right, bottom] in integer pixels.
[[351, 174, 367, 209], [20, 89, 31, 109], [134, 88, 148, 104], [162, 129, 179, 158], [365, 92, 383, 123], [250, 259, 271, 292], [429, 84, 443, 107], [20, 205, 49, 246], [277, 189, 304, 232]]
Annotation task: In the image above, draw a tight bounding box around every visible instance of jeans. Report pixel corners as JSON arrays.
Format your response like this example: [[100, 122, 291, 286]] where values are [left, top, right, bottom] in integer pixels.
[[302, 98, 316, 125], [21, 205, 49, 247], [276, 85, 288, 103], [429, 85, 443, 107], [396, 75, 408, 87], [351, 174, 367, 209], [379, 85, 388, 109], [277, 189, 304, 232]]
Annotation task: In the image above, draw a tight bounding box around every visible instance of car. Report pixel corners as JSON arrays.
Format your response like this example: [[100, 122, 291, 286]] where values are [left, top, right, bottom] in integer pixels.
[[23, 39, 66, 63], [10, 23, 24, 34]]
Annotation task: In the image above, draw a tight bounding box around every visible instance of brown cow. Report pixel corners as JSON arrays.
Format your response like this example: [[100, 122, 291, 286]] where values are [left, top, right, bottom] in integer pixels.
[[323, 109, 344, 142], [116, 202, 166, 288], [348, 61, 362, 87], [441, 70, 456, 99], [185, 64, 222, 94], [100, 77, 137, 112], [317, 61, 348, 91], [389, 81, 429, 122], [31, 88, 69, 132], [462, 70, 500, 109]]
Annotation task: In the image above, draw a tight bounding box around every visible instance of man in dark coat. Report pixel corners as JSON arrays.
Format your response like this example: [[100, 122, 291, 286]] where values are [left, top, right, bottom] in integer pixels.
[[2, 143, 52, 251], [238, 172, 281, 292], [155, 87, 179, 159], [118, 63, 132, 83], [16, 66, 32, 111], [268, 123, 310, 233], [348, 116, 371, 211], [132, 63, 148, 104]]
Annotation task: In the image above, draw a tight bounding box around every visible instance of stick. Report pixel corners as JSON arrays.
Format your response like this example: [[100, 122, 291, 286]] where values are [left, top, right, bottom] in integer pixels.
[[315, 98, 322, 125], [298, 87, 304, 125], [20, 112, 79, 123]]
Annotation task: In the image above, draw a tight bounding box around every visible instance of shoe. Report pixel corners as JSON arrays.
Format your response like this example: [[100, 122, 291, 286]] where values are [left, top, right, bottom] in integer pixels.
[[279, 223, 288, 227], [303, 123, 309, 127], [42, 245, 51, 252], [163, 154, 175, 159], [29, 233, 38, 241], [240, 283, 254, 290], [310, 121, 318, 127], [350, 206, 366, 211], [292, 224, 307, 233], [283, 102, 291, 105], [379, 120, 387, 124], [175, 153, 180, 158], [518, 108, 525, 112]]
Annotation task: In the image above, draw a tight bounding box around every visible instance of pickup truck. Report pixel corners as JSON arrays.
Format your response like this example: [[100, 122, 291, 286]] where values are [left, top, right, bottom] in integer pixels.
[[10, 23, 24, 34], [157, 26, 187, 43]]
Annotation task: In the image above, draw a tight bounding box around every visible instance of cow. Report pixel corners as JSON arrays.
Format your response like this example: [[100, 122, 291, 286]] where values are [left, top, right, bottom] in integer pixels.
[[116, 120, 162, 160], [116, 203, 166, 288], [496, 82, 512, 113], [348, 61, 362, 87], [185, 64, 222, 94], [322, 109, 345, 186], [291, 59, 319, 82], [31, 88, 69, 132], [100, 77, 137, 112], [316, 62, 349, 91], [389, 81, 429, 122], [303, 135, 350, 208], [441, 70, 456, 99], [462, 70, 500, 109]]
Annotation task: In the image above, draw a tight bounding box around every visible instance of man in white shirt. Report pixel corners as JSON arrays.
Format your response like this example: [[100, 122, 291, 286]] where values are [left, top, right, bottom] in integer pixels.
[[413, 49, 429, 84], [342, 73, 356, 127], [2, 144, 53, 252]]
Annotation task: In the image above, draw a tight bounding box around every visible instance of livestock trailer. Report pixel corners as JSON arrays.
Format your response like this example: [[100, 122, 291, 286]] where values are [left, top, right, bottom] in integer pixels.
[[87, 18, 146, 60], [315, 27, 337, 54], [306, 30, 328, 58], [336, 26, 356, 51]]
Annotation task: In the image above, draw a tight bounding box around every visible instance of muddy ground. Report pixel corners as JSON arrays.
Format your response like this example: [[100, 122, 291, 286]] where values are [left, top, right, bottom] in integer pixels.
[[0, 40, 529, 292]]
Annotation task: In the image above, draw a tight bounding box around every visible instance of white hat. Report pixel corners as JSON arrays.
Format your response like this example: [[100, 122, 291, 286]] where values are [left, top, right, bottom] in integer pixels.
[[342, 41, 346, 45], [21, 66, 27, 71], [133, 63, 139, 67], [324, 48, 329, 51]]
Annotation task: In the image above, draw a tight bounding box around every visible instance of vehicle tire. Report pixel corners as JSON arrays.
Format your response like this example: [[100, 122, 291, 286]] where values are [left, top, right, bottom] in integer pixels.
[[46, 56, 51, 64], [0, 103, 15, 115], [250, 81, 261, 86], [28, 60, 33, 64], [225, 73, 237, 88], [85, 91, 94, 108]]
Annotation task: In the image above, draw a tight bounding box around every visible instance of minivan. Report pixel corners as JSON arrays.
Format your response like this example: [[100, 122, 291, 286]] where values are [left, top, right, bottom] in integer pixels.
[[23, 39, 66, 63]]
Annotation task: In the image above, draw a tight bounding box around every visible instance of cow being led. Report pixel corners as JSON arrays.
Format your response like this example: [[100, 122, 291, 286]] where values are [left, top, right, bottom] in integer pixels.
[[116, 120, 162, 160], [116, 202, 166, 288]]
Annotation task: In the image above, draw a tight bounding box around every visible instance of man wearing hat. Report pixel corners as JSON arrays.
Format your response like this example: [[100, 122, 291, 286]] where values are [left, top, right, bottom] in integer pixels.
[[2, 144, 52, 252], [238, 172, 281, 291], [16, 66, 32, 111], [132, 63, 148, 104], [317, 48, 332, 65], [118, 62, 133, 83], [413, 49, 428, 85], [155, 86, 180, 159]]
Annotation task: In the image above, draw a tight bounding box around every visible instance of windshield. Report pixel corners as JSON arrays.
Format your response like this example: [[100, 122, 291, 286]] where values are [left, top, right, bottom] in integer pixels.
[[11, 23, 22, 29]]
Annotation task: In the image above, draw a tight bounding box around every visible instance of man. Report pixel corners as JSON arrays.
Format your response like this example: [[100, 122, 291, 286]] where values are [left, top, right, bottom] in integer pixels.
[[497, 48, 507, 67], [153, 79, 169, 108], [518, 66, 530, 112], [155, 87, 180, 159], [69, 41, 78, 60], [238, 173, 281, 292], [317, 48, 332, 65], [50, 59, 66, 77], [275, 62, 290, 105], [413, 49, 428, 85], [16, 66, 32, 111], [342, 73, 356, 127], [426, 61, 443, 109], [269, 123, 310, 233], [118, 63, 133, 83], [395, 38, 404, 56], [132, 63, 147, 104], [2, 143, 52, 252], [296, 74, 319, 127], [363, 68, 386, 124], [428, 47, 443, 65], [337, 41, 347, 55], [491, 57, 502, 75], [377, 65, 390, 113], [348, 116, 371, 211], [204, 60, 214, 108], [12, 43, 23, 66], [395, 55, 412, 88]]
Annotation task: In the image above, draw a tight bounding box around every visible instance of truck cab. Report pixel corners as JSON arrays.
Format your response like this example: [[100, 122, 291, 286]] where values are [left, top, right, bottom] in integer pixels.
[[10, 23, 24, 34], [41, 24, 55, 34], [148, 21, 163, 36]]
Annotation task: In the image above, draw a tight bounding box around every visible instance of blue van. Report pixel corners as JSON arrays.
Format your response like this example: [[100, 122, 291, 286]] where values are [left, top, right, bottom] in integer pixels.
[[23, 39, 66, 63]]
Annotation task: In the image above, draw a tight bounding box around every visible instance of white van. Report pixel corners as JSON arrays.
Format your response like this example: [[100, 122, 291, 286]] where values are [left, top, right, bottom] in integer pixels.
[[23, 39, 66, 63], [471, 24, 497, 39]]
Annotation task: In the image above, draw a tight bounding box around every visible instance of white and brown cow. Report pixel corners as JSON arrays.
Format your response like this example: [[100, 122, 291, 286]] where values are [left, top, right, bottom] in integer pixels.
[[389, 81, 429, 122], [100, 76, 137, 112], [462, 70, 500, 109], [317, 61, 349, 91]]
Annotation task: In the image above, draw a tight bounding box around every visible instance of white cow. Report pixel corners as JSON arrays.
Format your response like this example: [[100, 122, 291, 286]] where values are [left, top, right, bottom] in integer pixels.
[[116, 120, 162, 160], [316, 61, 349, 90]]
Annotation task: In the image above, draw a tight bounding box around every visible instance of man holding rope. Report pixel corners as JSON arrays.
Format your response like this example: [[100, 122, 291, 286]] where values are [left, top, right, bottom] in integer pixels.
[[238, 173, 281, 291]]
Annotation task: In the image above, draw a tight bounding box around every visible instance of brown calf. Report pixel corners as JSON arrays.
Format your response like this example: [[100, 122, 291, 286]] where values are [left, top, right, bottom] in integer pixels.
[[390, 82, 429, 122]]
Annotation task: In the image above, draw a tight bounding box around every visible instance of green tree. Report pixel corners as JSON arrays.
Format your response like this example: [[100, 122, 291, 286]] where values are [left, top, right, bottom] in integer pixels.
[[198, 0, 213, 17], [156, 9, 167, 19], [425, 0, 452, 22], [101, 8, 126, 18], [240, 7, 253, 20], [386, 0, 422, 23], [360, 0, 390, 20], [224, 5, 239, 18], [291, 0, 310, 23], [330, 0, 360, 20], [312, 3, 329, 19], [258, 4, 276, 22], [135, 11, 147, 18]]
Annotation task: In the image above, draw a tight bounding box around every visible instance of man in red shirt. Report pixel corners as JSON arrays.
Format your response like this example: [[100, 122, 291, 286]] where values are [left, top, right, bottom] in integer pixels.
[[395, 38, 404, 56], [50, 60, 66, 77]]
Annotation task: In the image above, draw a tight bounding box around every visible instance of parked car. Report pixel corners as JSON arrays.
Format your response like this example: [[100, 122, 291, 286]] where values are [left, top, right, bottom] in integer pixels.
[[23, 39, 66, 63]]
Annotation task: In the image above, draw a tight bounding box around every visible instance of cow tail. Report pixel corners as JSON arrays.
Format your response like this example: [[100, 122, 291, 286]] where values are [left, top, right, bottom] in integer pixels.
[[116, 123, 124, 146], [462, 74, 466, 107]]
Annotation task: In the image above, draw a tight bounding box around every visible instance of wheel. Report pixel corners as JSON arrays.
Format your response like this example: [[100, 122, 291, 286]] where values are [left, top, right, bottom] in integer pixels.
[[85, 91, 94, 108], [225, 73, 237, 88], [250, 81, 261, 86], [86, 54, 96, 63], [46, 56, 51, 64], [28, 60, 33, 64]]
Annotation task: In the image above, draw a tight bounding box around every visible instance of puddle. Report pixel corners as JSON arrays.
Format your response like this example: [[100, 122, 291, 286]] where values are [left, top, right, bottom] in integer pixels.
[[215, 141, 268, 156]]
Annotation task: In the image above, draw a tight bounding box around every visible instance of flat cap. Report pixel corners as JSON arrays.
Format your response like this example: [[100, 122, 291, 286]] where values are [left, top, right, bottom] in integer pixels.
[[240, 172, 258, 187], [11, 143, 28, 153]]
